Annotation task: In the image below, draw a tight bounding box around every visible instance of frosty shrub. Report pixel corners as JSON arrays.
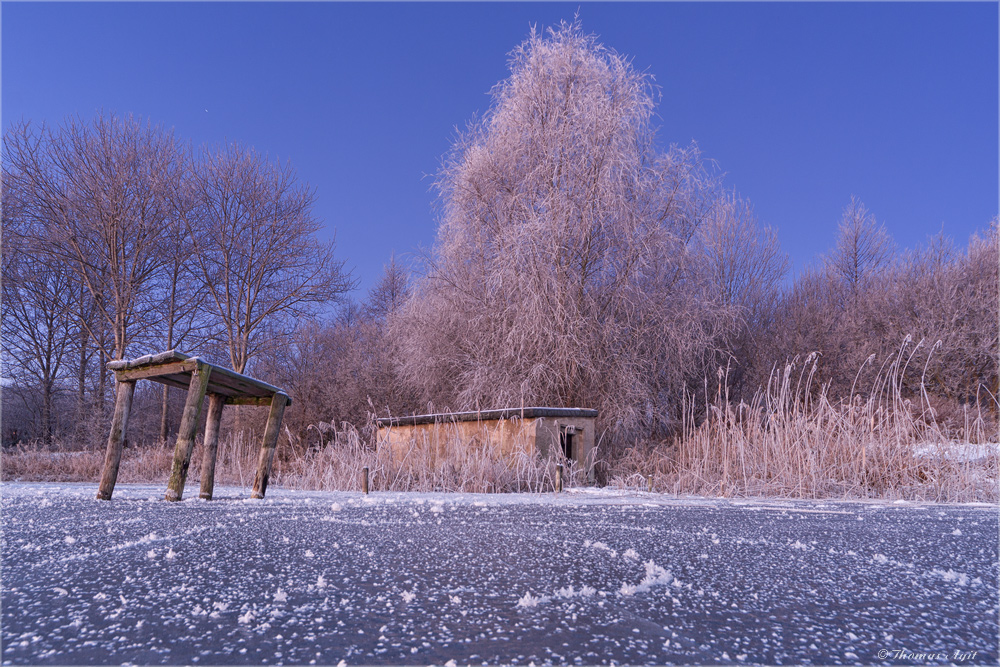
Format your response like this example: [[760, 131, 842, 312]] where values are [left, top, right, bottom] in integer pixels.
[[396, 20, 727, 443]]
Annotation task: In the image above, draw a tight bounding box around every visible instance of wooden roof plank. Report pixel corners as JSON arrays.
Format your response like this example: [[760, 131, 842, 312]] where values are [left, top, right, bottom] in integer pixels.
[[105, 350, 289, 405]]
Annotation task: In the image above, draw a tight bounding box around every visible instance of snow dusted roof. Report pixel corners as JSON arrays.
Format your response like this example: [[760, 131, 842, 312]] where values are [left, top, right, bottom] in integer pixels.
[[377, 407, 598, 427], [106, 349, 289, 406]]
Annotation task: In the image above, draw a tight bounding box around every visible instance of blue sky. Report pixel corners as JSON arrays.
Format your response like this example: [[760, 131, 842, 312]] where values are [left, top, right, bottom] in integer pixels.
[[3, 2, 997, 296]]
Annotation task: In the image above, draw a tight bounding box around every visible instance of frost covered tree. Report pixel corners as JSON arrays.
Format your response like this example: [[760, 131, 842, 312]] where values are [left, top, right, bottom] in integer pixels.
[[695, 190, 789, 393], [396, 21, 724, 439]]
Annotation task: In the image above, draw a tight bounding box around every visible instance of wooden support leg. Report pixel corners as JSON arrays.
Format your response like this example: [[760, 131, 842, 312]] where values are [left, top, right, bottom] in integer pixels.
[[165, 364, 212, 501], [198, 394, 226, 500], [96, 380, 136, 500], [251, 393, 288, 499]]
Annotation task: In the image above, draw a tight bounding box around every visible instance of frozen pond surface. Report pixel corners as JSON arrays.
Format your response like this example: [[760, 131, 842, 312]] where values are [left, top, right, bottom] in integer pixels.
[[2, 483, 997, 666]]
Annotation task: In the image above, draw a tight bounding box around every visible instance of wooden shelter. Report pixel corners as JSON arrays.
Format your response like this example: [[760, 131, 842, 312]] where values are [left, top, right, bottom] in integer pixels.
[[376, 407, 598, 478], [95, 350, 290, 501]]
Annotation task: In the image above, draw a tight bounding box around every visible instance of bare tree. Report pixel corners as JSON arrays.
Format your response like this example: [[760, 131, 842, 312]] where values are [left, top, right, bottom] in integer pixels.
[[156, 181, 211, 442], [365, 253, 410, 321], [190, 143, 355, 373], [1, 174, 77, 442], [827, 196, 895, 303], [695, 190, 789, 392], [697, 191, 788, 313], [396, 20, 722, 439], [3, 114, 186, 363]]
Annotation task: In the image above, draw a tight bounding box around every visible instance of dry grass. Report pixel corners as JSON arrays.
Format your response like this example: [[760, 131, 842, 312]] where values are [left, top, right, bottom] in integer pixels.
[[0, 421, 585, 495], [607, 350, 998, 502], [277, 421, 587, 493], [1, 432, 262, 491], [4, 349, 996, 502]]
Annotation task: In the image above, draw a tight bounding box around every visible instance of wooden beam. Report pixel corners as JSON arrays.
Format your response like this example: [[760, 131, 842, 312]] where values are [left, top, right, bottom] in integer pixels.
[[96, 380, 136, 500], [114, 360, 198, 383], [225, 396, 276, 406], [165, 363, 212, 501], [144, 375, 198, 392], [251, 393, 289, 499], [203, 363, 285, 397], [198, 394, 226, 500]]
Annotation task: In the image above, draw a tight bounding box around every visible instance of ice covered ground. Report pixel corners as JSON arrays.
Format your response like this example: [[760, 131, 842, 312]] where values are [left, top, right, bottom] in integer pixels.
[[2, 483, 997, 666]]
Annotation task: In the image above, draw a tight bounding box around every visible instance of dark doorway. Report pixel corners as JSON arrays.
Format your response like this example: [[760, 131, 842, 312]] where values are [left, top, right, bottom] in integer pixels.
[[560, 427, 575, 460]]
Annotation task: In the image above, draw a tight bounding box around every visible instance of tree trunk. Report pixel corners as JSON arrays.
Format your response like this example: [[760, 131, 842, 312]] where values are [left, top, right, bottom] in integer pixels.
[[98, 347, 107, 411], [41, 378, 53, 444], [77, 325, 88, 420], [160, 385, 171, 444]]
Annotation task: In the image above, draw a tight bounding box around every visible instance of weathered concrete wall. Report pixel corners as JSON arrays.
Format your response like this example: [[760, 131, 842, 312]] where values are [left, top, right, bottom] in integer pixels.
[[378, 415, 596, 477], [380, 417, 538, 468]]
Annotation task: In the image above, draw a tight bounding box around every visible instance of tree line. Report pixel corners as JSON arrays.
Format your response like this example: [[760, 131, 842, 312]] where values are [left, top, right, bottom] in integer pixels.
[[3, 21, 996, 452], [2, 113, 353, 444]]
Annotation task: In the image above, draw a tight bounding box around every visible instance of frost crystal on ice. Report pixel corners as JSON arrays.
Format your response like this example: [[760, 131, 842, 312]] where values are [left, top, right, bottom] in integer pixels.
[[516, 591, 550, 607]]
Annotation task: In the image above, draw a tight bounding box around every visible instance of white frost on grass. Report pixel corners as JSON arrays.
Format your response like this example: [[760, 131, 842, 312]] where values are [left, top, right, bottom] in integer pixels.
[[273, 588, 288, 603], [166, 548, 177, 560], [63, 536, 77, 544], [622, 548, 640, 560], [316, 575, 327, 589], [400, 590, 416, 603]]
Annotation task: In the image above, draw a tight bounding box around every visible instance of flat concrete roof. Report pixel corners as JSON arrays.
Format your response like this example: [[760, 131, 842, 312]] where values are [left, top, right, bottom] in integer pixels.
[[377, 407, 598, 428]]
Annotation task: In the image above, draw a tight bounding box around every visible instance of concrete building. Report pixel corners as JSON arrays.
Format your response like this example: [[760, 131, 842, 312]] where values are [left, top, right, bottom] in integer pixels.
[[376, 407, 598, 476]]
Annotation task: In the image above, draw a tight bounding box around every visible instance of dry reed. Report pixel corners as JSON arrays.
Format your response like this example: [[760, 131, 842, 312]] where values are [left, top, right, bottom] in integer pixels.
[[608, 347, 998, 502]]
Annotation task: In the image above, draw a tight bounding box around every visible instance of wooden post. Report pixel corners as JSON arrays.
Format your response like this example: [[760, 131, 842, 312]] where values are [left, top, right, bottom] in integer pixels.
[[165, 364, 212, 501], [647, 474, 653, 493], [198, 394, 226, 500], [362, 467, 369, 494], [555, 463, 563, 493], [251, 393, 288, 499], [96, 380, 137, 500]]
